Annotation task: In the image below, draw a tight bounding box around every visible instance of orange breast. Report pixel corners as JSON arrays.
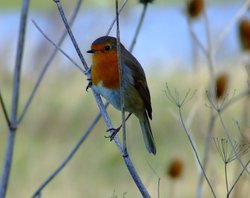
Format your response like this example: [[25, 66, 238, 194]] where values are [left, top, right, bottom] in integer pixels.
[[91, 51, 120, 89]]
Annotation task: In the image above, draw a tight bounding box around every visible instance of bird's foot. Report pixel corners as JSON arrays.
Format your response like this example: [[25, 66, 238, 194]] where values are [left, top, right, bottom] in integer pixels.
[[105, 126, 122, 141], [86, 79, 92, 92], [85, 67, 92, 92]]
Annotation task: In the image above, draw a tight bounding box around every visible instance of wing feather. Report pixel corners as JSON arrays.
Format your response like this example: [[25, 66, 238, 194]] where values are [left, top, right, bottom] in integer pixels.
[[122, 47, 152, 119]]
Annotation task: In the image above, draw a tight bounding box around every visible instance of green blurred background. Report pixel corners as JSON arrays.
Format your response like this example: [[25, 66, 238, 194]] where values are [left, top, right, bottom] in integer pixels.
[[0, 0, 250, 197]]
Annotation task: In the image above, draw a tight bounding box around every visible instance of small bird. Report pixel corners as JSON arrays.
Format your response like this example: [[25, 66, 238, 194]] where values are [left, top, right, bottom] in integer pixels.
[[87, 36, 156, 155]]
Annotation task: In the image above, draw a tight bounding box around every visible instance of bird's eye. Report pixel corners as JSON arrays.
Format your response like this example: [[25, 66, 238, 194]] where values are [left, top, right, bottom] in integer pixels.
[[104, 45, 111, 51]]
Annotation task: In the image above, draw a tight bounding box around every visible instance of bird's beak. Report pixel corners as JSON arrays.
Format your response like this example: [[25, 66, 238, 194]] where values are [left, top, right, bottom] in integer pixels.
[[86, 49, 94, 53]]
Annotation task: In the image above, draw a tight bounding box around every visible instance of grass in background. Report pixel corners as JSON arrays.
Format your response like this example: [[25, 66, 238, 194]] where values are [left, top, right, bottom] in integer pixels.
[[0, 65, 249, 197], [0, 0, 237, 10]]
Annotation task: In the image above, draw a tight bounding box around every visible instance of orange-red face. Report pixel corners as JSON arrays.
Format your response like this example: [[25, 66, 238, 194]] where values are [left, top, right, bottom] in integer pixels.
[[89, 43, 117, 65], [87, 37, 120, 89]]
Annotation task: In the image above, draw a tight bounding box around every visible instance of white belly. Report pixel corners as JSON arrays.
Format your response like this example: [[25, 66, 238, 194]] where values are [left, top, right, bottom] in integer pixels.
[[92, 83, 121, 110], [92, 81, 144, 116]]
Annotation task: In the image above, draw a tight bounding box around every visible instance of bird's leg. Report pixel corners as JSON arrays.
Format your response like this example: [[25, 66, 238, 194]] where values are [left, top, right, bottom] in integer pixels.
[[105, 113, 132, 141], [106, 126, 121, 140]]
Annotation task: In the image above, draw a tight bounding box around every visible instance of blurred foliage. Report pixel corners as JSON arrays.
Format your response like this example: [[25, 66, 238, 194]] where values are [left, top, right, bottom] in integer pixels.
[[0, 65, 248, 197], [0, 0, 249, 197]]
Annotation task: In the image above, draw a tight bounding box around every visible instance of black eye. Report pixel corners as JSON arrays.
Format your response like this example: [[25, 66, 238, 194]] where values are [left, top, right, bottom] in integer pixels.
[[104, 45, 111, 51]]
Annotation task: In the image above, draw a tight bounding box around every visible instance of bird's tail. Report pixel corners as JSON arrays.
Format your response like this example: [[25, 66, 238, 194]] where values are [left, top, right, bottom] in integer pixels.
[[139, 112, 156, 155]]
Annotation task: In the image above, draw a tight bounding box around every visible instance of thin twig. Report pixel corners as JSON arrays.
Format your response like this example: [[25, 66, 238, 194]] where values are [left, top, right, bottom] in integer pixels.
[[53, 0, 88, 71], [145, 158, 161, 198], [17, 1, 83, 125], [31, 20, 83, 73], [116, 0, 127, 156], [187, 16, 199, 70], [187, 17, 207, 55], [225, 163, 229, 195], [227, 158, 250, 197], [165, 86, 216, 197], [203, 9, 215, 76], [33, 0, 149, 195], [220, 87, 250, 112], [218, 113, 250, 175], [129, 3, 148, 52], [186, 2, 250, 197], [116, 0, 150, 195], [214, 0, 250, 53], [31, 103, 106, 198], [232, 65, 250, 197], [197, 88, 250, 198], [0, 89, 11, 129], [204, 117, 215, 152], [207, 90, 250, 176], [106, 0, 128, 36], [0, 0, 30, 197], [53, 1, 151, 197], [178, 107, 216, 197], [196, 7, 217, 198]]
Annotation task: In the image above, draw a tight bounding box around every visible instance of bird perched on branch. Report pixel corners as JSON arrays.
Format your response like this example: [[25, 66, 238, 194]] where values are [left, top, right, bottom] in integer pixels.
[[87, 36, 156, 155]]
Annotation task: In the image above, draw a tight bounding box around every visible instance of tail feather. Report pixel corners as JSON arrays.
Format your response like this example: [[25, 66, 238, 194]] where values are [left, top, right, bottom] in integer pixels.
[[139, 112, 156, 155]]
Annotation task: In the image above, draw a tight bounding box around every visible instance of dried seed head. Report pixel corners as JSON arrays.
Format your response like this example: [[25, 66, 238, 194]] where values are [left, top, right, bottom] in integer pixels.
[[139, 0, 154, 4], [238, 17, 250, 51], [186, 0, 204, 19], [214, 138, 250, 164], [167, 158, 184, 179], [215, 73, 229, 100]]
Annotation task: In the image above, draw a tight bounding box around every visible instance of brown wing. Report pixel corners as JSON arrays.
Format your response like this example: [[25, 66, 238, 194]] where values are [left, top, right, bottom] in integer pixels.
[[122, 47, 152, 119]]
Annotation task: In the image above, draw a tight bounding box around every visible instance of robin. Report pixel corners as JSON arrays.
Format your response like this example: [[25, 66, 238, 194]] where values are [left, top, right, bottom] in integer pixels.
[[87, 36, 156, 155]]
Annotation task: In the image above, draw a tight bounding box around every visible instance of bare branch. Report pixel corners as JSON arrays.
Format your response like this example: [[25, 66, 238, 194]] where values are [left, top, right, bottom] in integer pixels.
[[206, 88, 250, 176], [178, 106, 216, 197], [197, 86, 250, 198], [203, 9, 215, 76], [53, 1, 152, 197], [214, 0, 250, 53], [187, 17, 207, 55], [115, 0, 128, 155], [106, 0, 128, 36], [17, 0, 83, 125], [0, 89, 11, 129], [228, 158, 250, 197], [129, 3, 148, 52], [214, 137, 250, 164], [165, 86, 216, 197], [53, 0, 88, 71], [218, 114, 250, 175], [31, 20, 83, 73], [145, 158, 161, 198], [220, 87, 250, 112], [31, 103, 107, 198], [165, 85, 196, 108], [32, 0, 153, 196], [195, 4, 223, 198], [0, 0, 30, 197]]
